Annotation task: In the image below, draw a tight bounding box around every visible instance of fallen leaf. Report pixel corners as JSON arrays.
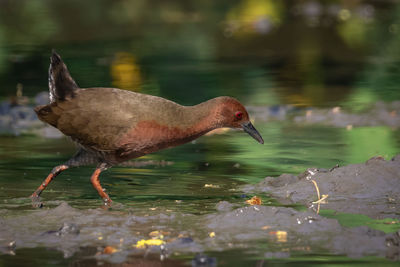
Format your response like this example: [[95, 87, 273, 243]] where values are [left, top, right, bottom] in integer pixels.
[[269, 230, 287, 243], [276, 231, 287, 242], [246, 196, 262, 205], [103, 246, 118, 254], [134, 239, 165, 249]]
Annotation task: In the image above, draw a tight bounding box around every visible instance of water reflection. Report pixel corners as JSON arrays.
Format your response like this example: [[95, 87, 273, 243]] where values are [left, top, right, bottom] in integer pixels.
[[0, 121, 398, 207], [111, 52, 142, 91]]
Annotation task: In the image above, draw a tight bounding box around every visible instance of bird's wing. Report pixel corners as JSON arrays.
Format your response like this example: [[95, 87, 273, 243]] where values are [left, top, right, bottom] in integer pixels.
[[55, 88, 141, 152]]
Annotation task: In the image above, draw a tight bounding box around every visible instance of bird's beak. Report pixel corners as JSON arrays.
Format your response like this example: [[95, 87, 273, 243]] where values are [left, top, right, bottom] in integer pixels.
[[241, 121, 264, 144]]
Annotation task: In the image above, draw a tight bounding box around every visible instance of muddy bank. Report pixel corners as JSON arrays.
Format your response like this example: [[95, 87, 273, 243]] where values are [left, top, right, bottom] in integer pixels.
[[205, 155, 400, 260], [1, 202, 399, 263], [1, 156, 400, 264], [1, 195, 400, 263], [204, 205, 400, 260], [0, 201, 201, 260], [242, 155, 400, 219]]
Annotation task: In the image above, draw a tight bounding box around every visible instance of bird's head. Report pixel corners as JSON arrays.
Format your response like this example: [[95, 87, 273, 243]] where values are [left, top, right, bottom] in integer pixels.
[[214, 97, 264, 144]]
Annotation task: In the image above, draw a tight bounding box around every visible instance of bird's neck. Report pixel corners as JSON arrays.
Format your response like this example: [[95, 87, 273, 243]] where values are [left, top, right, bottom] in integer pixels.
[[182, 98, 222, 137]]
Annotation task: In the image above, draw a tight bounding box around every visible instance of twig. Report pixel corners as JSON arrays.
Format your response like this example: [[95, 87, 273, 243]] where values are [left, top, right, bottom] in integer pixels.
[[310, 179, 329, 214]]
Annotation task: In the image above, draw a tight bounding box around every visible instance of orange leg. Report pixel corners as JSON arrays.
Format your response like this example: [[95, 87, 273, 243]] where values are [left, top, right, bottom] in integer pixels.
[[90, 164, 112, 205], [31, 165, 69, 197], [30, 165, 69, 207]]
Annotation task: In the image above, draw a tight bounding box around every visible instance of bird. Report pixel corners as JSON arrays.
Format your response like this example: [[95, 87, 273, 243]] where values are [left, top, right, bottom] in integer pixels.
[[31, 51, 264, 206]]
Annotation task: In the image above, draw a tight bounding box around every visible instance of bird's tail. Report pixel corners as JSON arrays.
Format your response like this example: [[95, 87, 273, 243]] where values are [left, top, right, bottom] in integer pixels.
[[48, 50, 78, 102]]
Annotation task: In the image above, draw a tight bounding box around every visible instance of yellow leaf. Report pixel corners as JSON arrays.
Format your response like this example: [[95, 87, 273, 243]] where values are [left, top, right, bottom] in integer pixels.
[[246, 196, 262, 205], [134, 239, 165, 249]]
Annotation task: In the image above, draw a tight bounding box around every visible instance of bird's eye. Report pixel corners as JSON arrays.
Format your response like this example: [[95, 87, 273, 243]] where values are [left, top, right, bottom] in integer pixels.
[[235, 111, 243, 120]]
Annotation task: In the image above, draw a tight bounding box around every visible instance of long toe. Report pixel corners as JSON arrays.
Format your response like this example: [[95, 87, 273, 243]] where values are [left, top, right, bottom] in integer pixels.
[[30, 195, 44, 208]]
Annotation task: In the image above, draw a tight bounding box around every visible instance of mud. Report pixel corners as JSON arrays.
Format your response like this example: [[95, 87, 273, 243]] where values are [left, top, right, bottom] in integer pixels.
[[1, 155, 400, 264], [204, 205, 399, 259], [1, 201, 399, 263], [242, 155, 400, 219]]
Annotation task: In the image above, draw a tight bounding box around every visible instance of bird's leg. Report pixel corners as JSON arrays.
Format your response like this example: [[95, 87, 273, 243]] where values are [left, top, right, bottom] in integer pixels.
[[30, 148, 97, 208], [30, 164, 69, 207], [90, 163, 112, 206]]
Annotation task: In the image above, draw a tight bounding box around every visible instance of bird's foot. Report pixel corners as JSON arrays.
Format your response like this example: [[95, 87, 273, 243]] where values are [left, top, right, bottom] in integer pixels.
[[100, 197, 112, 210], [30, 194, 44, 208]]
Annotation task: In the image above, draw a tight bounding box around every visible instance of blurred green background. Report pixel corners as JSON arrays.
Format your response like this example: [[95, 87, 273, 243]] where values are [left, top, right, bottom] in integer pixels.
[[1, 0, 400, 107]]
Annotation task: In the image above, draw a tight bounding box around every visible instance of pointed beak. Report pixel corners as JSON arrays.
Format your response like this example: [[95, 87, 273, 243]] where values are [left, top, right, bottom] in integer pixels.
[[241, 121, 264, 144]]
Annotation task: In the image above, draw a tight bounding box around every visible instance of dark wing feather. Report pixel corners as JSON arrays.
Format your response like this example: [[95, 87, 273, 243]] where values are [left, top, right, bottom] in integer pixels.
[[48, 50, 78, 102]]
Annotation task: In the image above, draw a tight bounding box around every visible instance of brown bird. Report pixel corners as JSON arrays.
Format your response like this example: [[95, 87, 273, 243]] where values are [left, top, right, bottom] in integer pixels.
[[31, 51, 264, 206]]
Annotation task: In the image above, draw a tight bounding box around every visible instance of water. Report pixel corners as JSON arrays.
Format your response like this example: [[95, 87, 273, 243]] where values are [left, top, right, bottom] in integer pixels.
[[1, 1, 400, 266]]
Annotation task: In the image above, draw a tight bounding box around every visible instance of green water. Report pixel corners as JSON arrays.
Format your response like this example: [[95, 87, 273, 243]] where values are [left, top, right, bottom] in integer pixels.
[[1, 124, 398, 208], [1, 1, 400, 266]]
